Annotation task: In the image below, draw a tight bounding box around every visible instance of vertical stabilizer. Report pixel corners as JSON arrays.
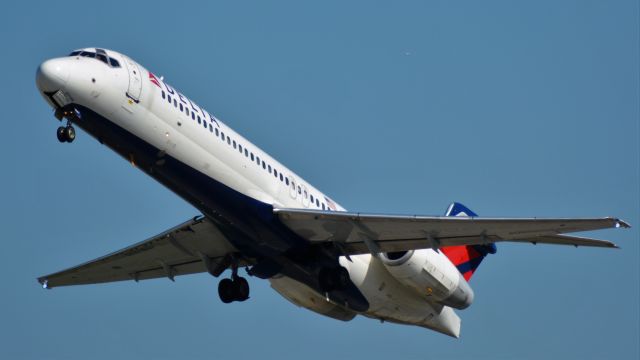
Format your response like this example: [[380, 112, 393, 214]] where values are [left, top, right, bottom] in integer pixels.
[[440, 203, 497, 281]]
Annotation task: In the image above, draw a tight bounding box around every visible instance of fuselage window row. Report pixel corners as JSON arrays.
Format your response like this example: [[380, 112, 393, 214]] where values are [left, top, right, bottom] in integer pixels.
[[160, 89, 326, 210]]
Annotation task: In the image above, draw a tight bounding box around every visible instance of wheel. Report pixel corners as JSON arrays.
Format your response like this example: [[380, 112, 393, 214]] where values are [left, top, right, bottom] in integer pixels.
[[56, 127, 67, 143], [334, 267, 350, 289], [319, 267, 336, 292], [64, 126, 76, 143], [218, 278, 235, 303], [233, 277, 250, 301], [319, 267, 350, 292]]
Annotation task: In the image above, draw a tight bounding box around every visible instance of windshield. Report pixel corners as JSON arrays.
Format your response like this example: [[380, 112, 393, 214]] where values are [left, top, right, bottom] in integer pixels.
[[68, 49, 121, 68]]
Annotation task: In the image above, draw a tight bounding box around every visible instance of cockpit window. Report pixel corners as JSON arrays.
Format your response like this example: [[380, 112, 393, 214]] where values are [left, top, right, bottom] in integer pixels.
[[96, 53, 108, 64], [69, 49, 121, 68]]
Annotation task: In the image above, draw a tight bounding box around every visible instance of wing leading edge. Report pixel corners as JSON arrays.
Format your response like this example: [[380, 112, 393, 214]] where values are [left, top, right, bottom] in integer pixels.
[[274, 208, 630, 255], [38, 216, 243, 288]]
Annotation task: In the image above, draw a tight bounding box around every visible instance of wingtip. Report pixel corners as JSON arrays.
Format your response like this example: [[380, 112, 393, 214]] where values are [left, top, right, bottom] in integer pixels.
[[615, 219, 631, 229], [37, 278, 51, 289]]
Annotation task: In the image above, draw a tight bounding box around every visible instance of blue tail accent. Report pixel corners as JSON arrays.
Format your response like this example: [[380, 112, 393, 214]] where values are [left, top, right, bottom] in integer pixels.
[[444, 202, 497, 255], [445, 202, 478, 217]]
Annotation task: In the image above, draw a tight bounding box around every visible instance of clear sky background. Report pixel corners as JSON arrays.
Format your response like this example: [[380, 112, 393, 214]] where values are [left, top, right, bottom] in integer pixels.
[[0, 1, 637, 359]]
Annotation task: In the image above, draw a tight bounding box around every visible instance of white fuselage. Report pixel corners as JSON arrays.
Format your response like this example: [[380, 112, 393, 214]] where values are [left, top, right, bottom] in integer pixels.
[[36, 48, 467, 337]]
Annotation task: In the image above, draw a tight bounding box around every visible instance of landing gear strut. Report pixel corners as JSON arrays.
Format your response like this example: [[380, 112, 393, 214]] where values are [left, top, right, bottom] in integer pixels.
[[218, 263, 250, 303], [57, 121, 76, 143]]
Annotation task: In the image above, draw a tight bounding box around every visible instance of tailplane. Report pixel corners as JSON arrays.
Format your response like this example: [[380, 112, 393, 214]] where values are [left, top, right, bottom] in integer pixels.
[[440, 203, 497, 281]]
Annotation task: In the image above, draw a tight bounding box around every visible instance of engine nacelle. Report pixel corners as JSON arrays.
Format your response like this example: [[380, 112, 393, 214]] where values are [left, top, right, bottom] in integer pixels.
[[380, 249, 474, 309]]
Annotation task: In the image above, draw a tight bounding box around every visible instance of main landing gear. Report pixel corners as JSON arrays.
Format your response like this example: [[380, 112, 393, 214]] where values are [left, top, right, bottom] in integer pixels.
[[318, 266, 350, 292], [218, 264, 250, 303], [56, 124, 76, 143]]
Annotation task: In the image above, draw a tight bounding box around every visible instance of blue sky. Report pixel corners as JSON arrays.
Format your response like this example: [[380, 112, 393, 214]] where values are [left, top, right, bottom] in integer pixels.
[[0, 1, 638, 359]]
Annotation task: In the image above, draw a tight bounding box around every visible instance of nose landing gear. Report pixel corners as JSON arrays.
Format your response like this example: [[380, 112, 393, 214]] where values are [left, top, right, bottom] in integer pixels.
[[55, 108, 80, 143], [57, 123, 76, 143]]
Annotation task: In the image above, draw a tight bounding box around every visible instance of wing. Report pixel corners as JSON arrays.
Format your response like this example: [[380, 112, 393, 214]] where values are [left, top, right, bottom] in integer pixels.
[[274, 208, 630, 255], [38, 216, 244, 288]]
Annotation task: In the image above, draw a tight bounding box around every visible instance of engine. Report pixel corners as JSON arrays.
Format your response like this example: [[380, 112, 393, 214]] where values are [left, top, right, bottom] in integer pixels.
[[379, 249, 474, 309]]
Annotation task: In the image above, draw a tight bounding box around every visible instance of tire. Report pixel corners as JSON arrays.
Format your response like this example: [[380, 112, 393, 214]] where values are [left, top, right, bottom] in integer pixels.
[[218, 278, 235, 303], [64, 126, 76, 143], [57, 127, 67, 143], [334, 267, 350, 289], [319, 267, 350, 292], [234, 277, 250, 301], [318, 267, 335, 292]]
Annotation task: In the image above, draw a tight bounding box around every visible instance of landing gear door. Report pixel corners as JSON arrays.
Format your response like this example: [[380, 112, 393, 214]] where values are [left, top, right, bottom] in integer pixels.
[[122, 56, 142, 102]]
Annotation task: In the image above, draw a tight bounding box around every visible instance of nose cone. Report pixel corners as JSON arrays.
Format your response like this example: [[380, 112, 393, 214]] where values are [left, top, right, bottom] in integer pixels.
[[36, 58, 70, 92]]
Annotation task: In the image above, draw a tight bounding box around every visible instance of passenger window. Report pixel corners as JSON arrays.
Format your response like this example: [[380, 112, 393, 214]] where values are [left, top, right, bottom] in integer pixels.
[[285, 177, 289, 185], [268, 164, 271, 173], [280, 174, 284, 182], [186, 108, 190, 116], [179, 103, 183, 111], [221, 132, 225, 141], [310, 194, 314, 203], [173, 99, 177, 107], [315, 199, 319, 206], [239, 144, 243, 152], [244, 149, 248, 157], [227, 137, 231, 145], [203, 121, 207, 129], [161, 91, 165, 99], [322, 203, 326, 210], [233, 140, 236, 148], [168, 95, 172, 103], [274, 169, 278, 177], [256, 156, 260, 165], [209, 124, 213, 132], [262, 161, 266, 170], [298, 186, 301, 195], [197, 116, 201, 124], [191, 112, 195, 120], [251, 153, 254, 161]]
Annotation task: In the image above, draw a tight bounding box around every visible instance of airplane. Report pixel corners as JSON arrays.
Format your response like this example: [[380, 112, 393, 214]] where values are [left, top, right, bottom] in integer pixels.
[[35, 47, 630, 337]]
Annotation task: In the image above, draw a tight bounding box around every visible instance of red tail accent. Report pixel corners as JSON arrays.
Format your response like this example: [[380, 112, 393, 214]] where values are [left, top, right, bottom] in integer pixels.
[[441, 246, 485, 281], [441, 203, 497, 281]]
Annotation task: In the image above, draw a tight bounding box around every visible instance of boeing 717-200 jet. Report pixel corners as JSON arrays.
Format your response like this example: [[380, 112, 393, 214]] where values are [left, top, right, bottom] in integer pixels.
[[35, 48, 630, 337]]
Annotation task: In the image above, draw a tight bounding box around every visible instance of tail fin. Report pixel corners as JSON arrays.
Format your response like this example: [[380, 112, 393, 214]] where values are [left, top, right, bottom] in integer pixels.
[[440, 203, 497, 281]]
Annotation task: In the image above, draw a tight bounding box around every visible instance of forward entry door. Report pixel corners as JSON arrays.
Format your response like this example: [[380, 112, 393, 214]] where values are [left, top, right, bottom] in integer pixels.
[[123, 56, 142, 102]]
